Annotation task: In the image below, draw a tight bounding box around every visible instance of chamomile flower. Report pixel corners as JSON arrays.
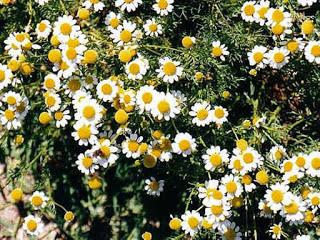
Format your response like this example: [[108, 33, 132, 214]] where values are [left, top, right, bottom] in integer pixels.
[[71, 121, 98, 146], [2, 91, 22, 108], [53, 15, 80, 43], [115, 0, 142, 12], [189, 102, 213, 127], [306, 151, 320, 177], [125, 58, 149, 80], [202, 146, 229, 171], [181, 210, 202, 237], [4, 34, 23, 58], [0, 64, 13, 90], [254, 0, 270, 26], [0, 109, 22, 130], [64, 78, 83, 97], [172, 132, 197, 157], [136, 85, 157, 113], [280, 193, 306, 224], [83, 75, 98, 90], [269, 145, 286, 162], [265, 182, 290, 212], [291, 153, 308, 170], [150, 92, 180, 121], [247, 45, 268, 68], [267, 47, 290, 69], [212, 106, 229, 126], [110, 20, 137, 46], [23, 215, 44, 236], [221, 174, 243, 199], [29, 191, 48, 209], [307, 192, 320, 211], [83, 0, 105, 12], [36, 20, 52, 39], [145, 177, 164, 196], [170, 90, 187, 106], [119, 89, 136, 108], [156, 57, 183, 83], [96, 78, 119, 102], [295, 235, 311, 240], [153, 0, 174, 16], [52, 60, 77, 78], [76, 151, 98, 175], [198, 179, 226, 206], [282, 38, 305, 54], [205, 200, 231, 223], [75, 98, 103, 124], [122, 133, 143, 159], [266, 7, 292, 26], [269, 223, 283, 239], [60, 45, 84, 65], [105, 12, 122, 31], [53, 109, 71, 128], [218, 221, 242, 240], [241, 147, 263, 173], [270, 22, 292, 41], [298, 0, 317, 6], [72, 90, 91, 107], [258, 199, 273, 218], [229, 155, 246, 175], [143, 19, 163, 37], [44, 92, 61, 111], [91, 139, 119, 168], [242, 175, 256, 192], [211, 41, 229, 61], [304, 41, 320, 64], [241, 1, 256, 22], [43, 73, 60, 92]]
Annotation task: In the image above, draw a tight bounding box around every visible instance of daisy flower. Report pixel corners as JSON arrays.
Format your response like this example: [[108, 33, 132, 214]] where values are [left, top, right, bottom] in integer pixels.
[[64, 78, 83, 97], [91, 139, 119, 168], [71, 121, 98, 146], [36, 20, 52, 39], [241, 1, 256, 22], [72, 90, 91, 107], [2, 91, 22, 108], [181, 210, 202, 237], [145, 177, 164, 196], [170, 90, 187, 106], [304, 41, 320, 64], [110, 20, 137, 46], [306, 151, 320, 177], [218, 221, 242, 240], [83, 0, 105, 12], [307, 192, 320, 211], [212, 106, 229, 126], [298, 0, 317, 7], [189, 101, 213, 127], [269, 223, 283, 239], [75, 98, 103, 124], [44, 92, 61, 111], [253, 0, 270, 26], [52, 60, 77, 78], [280, 193, 306, 224], [182, 36, 196, 49], [29, 191, 48, 209], [266, 47, 290, 69], [83, 75, 98, 90], [211, 41, 229, 61], [172, 132, 197, 157], [125, 57, 149, 80], [115, 0, 142, 12], [205, 200, 231, 223], [150, 92, 180, 121], [96, 78, 119, 102], [0, 108, 22, 130], [292, 153, 308, 170], [105, 12, 122, 31], [202, 146, 229, 171], [258, 199, 273, 218], [43, 73, 60, 92], [241, 147, 263, 173], [76, 151, 99, 175], [122, 133, 144, 159], [23, 215, 44, 236], [270, 22, 292, 41], [0, 64, 13, 90], [53, 109, 71, 128], [266, 7, 292, 26], [198, 179, 226, 206], [282, 38, 305, 54], [143, 19, 163, 37], [265, 182, 290, 212], [119, 89, 136, 108], [153, 0, 174, 16], [228, 155, 246, 175], [136, 85, 157, 113], [247, 45, 268, 69], [156, 57, 183, 83], [221, 174, 243, 199], [241, 175, 256, 192], [53, 15, 80, 43]]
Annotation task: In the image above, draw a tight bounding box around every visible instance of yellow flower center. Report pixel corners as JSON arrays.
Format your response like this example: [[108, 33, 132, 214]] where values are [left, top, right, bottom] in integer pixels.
[[224, 228, 236, 240], [15, 33, 25, 42], [129, 63, 140, 75], [233, 159, 243, 170], [67, 38, 80, 48], [211, 205, 223, 215], [120, 30, 132, 43], [295, 156, 305, 167], [142, 92, 153, 104], [169, 218, 182, 230], [187, 217, 199, 229], [271, 190, 283, 203], [272, 225, 281, 235], [163, 62, 177, 76], [27, 220, 37, 232], [179, 140, 190, 151], [7, 96, 16, 105], [44, 78, 55, 89], [243, 4, 255, 16], [210, 154, 222, 166], [212, 47, 222, 57], [46, 96, 56, 107], [197, 109, 208, 120], [287, 40, 299, 53], [60, 23, 72, 35], [149, 181, 159, 191], [243, 152, 254, 164], [0, 70, 6, 82], [272, 24, 284, 35], [284, 202, 299, 214], [253, 52, 264, 63], [82, 157, 93, 168], [110, 18, 120, 28], [38, 22, 47, 32], [31, 196, 43, 207], [68, 79, 81, 92], [283, 162, 293, 172], [101, 145, 111, 157], [311, 197, 320, 206], [258, 7, 268, 19], [66, 47, 77, 60], [102, 83, 112, 95], [78, 126, 91, 139], [4, 109, 15, 121], [128, 141, 139, 152], [83, 106, 96, 119], [274, 52, 284, 63], [311, 157, 320, 169], [149, 23, 158, 32], [158, 0, 168, 9], [272, 9, 284, 23], [301, 20, 314, 35], [311, 45, 320, 57], [207, 189, 223, 199], [54, 111, 64, 121], [214, 108, 225, 118], [157, 100, 170, 113], [143, 154, 157, 168], [242, 175, 252, 185], [226, 182, 237, 193]]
